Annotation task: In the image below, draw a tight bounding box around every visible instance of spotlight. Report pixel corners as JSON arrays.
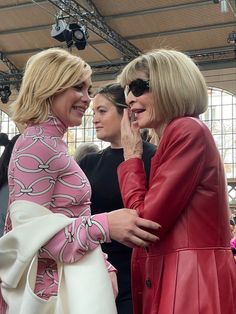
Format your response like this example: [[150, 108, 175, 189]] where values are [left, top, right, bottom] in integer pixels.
[[51, 20, 88, 50], [69, 23, 88, 50], [51, 20, 68, 42], [0, 86, 11, 104], [227, 31, 236, 44]]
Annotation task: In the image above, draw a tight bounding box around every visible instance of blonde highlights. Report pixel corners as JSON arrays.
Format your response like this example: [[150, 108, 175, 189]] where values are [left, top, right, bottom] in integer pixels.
[[10, 48, 92, 125], [118, 49, 208, 124]]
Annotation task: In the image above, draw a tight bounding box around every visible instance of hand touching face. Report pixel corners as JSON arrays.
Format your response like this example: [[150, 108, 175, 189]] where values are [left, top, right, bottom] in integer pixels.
[[120, 109, 143, 160]]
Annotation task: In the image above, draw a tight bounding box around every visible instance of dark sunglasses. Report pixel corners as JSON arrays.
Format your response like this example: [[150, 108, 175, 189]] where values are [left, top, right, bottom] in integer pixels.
[[124, 79, 150, 98]]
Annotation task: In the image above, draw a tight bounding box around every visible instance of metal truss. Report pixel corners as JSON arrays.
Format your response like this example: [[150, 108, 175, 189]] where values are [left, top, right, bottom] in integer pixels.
[[0, 0, 235, 89], [0, 52, 22, 90], [47, 0, 141, 59], [0, 0, 142, 88], [0, 52, 19, 74], [0, 45, 235, 88]]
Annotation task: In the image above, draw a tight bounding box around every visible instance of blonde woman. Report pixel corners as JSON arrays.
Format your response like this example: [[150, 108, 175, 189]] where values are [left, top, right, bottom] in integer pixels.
[[117, 49, 236, 314], [0, 48, 160, 314]]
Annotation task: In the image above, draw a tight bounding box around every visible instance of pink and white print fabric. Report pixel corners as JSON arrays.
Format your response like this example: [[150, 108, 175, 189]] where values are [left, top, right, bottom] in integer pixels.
[[4, 114, 113, 299]]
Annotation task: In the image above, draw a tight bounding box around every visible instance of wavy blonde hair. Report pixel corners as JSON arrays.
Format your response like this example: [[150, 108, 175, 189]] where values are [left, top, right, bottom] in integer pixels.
[[118, 49, 208, 125], [10, 48, 92, 125]]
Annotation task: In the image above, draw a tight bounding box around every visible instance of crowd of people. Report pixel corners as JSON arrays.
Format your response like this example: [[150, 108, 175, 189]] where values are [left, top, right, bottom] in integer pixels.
[[0, 47, 235, 314]]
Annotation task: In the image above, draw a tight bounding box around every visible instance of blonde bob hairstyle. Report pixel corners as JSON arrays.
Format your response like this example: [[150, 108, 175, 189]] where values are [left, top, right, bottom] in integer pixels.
[[10, 48, 92, 125], [118, 49, 208, 124]]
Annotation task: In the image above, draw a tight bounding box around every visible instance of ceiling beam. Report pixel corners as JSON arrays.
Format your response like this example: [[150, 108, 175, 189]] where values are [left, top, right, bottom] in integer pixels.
[[0, 20, 234, 41], [0, 0, 48, 11], [0, 24, 52, 36], [0, 58, 235, 86], [0, 52, 20, 73], [126, 21, 236, 40], [105, 0, 213, 20], [3, 45, 235, 62], [0, 45, 235, 86], [0, 0, 213, 16]]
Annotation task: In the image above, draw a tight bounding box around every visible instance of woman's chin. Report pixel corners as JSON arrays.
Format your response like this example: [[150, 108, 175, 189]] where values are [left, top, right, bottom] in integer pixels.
[[137, 120, 150, 129], [69, 118, 83, 127]]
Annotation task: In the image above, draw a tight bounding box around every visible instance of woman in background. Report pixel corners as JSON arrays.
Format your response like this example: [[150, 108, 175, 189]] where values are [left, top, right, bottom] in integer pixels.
[[79, 83, 156, 314], [0, 133, 20, 236]]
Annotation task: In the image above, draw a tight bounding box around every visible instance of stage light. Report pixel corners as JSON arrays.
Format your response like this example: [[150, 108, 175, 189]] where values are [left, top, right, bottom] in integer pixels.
[[69, 23, 88, 50], [0, 86, 11, 104], [227, 31, 236, 44], [51, 20, 69, 42], [51, 20, 88, 50]]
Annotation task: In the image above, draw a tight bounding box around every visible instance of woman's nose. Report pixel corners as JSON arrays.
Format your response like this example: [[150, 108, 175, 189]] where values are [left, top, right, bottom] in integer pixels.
[[82, 92, 91, 105], [93, 113, 98, 124], [125, 92, 136, 107]]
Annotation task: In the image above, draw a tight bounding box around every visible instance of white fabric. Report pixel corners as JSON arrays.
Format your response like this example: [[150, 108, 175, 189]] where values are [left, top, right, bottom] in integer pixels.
[[0, 200, 117, 314]]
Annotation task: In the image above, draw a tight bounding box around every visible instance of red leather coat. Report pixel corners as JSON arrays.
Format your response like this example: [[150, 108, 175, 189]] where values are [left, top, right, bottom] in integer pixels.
[[118, 117, 236, 314]]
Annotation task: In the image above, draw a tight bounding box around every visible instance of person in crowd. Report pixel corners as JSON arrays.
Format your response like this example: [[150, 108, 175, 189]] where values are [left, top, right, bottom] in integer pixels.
[[147, 128, 159, 145], [79, 83, 156, 314], [140, 128, 150, 142], [231, 207, 236, 224], [230, 219, 235, 238], [74, 142, 100, 164], [0, 133, 20, 236], [0, 48, 160, 314], [230, 219, 236, 261], [117, 48, 236, 314]]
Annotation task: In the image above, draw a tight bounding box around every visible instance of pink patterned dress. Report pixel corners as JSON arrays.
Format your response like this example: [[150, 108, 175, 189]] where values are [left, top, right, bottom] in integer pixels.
[[3, 114, 114, 301]]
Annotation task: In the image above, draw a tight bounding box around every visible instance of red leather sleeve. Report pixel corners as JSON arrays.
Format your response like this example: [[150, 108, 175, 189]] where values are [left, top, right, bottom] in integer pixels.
[[118, 119, 207, 237]]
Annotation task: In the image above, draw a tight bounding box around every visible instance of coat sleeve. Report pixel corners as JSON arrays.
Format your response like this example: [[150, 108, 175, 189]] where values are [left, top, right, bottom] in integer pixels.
[[118, 120, 207, 238]]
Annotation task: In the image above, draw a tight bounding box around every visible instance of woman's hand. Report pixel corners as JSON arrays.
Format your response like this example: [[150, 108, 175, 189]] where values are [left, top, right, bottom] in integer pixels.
[[107, 208, 161, 248], [109, 271, 118, 299], [121, 109, 143, 160]]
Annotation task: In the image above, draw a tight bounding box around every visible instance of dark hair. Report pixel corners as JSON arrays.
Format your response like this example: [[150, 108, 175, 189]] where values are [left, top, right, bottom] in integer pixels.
[[141, 128, 151, 142], [0, 133, 21, 188], [232, 247, 236, 255], [95, 83, 128, 115]]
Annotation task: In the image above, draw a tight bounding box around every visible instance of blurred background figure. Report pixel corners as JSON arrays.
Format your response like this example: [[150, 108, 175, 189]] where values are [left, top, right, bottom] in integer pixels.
[[0, 133, 20, 236], [147, 128, 159, 146], [231, 207, 236, 225], [140, 128, 150, 142], [79, 83, 156, 314], [74, 142, 100, 164], [230, 219, 236, 261], [230, 219, 235, 238]]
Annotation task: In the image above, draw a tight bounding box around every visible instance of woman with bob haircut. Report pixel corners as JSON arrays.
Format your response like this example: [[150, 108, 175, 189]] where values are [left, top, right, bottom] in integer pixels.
[[117, 49, 236, 314], [0, 48, 160, 314]]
